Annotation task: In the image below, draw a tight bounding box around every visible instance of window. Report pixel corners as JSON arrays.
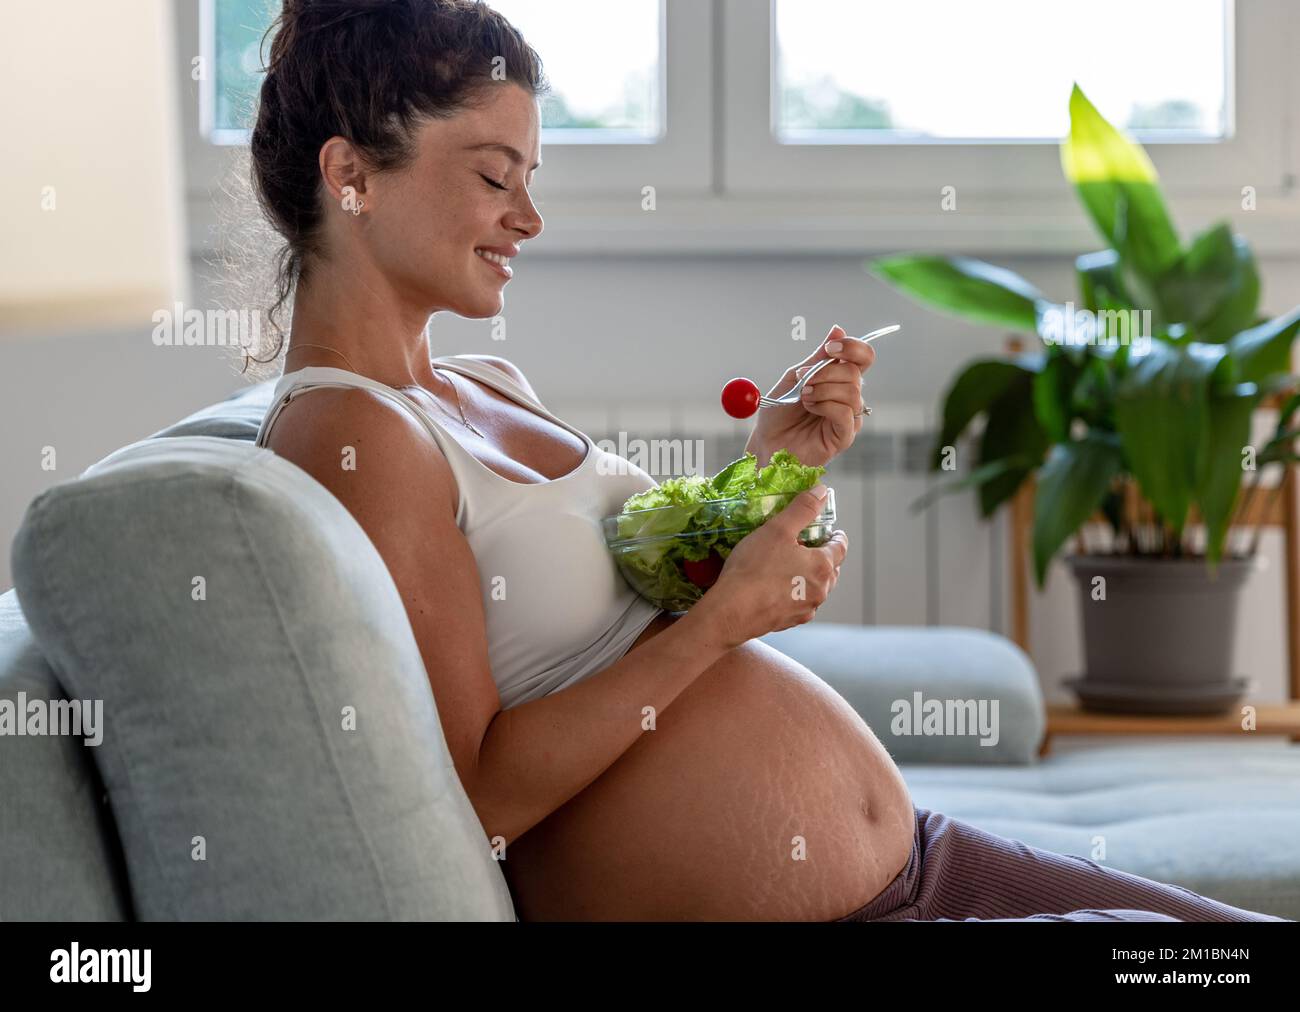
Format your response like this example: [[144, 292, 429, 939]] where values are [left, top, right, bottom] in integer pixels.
[[182, 0, 709, 233], [774, 0, 1229, 142], [203, 0, 665, 143], [178, 0, 1299, 255], [204, 0, 265, 144], [722, 0, 1290, 205], [488, 0, 662, 140]]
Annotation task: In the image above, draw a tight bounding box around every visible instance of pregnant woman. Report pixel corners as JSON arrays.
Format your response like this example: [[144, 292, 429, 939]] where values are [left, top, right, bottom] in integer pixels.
[[249, 0, 1282, 922]]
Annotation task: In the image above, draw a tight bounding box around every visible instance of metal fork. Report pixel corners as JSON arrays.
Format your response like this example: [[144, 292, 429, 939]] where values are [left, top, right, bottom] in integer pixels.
[[758, 324, 901, 409]]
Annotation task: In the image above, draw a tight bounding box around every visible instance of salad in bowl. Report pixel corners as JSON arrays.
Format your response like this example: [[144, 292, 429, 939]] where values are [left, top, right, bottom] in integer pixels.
[[602, 449, 835, 612]]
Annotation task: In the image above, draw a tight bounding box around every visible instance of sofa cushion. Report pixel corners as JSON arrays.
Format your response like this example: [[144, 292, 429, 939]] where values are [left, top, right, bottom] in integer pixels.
[[761, 624, 1044, 764], [0, 590, 133, 920], [901, 740, 1300, 920], [11, 436, 515, 921]]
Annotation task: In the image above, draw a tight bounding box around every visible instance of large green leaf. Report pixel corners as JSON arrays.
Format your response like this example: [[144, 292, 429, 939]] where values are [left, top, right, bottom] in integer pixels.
[[1156, 224, 1261, 343], [931, 356, 1043, 468], [1188, 231, 1260, 343], [1276, 391, 1300, 435], [1259, 391, 1300, 466], [871, 254, 1045, 332], [909, 456, 1036, 514], [1114, 341, 1226, 533], [1035, 301, 1094, 364], [1228, 305, 1300, 384], [1061, 85, 1182, 288], [1032, 432, 1124, 586], [978, 372, 1049, 516], [1199, 383, 1261, 567], [1032, 351, 1078, 443], [1071, 354, 1116, 427], [1075, 249, 1134, 312]]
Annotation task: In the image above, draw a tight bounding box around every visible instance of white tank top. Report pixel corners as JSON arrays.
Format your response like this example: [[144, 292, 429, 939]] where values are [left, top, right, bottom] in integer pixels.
[[254, 355, 665, 710]]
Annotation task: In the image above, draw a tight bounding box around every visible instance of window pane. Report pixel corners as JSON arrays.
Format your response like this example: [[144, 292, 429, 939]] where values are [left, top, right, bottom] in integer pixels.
[[208, 0, 662, 141], [775, 0, 1228, 141], [212, 0, 268, 135], [489, 0, 661, 136]]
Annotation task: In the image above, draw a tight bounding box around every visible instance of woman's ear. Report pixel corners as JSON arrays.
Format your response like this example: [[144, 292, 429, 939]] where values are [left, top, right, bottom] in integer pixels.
[[319, 135, 370, 212]]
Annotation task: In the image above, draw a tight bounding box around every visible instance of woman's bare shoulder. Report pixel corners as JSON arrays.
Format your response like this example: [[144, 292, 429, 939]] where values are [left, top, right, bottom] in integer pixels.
[[265, 384, 458, 518]]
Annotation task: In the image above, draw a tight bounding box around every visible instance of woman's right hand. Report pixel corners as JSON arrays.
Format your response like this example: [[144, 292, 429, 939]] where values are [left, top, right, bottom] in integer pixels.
[[695, 484, 848, 649]]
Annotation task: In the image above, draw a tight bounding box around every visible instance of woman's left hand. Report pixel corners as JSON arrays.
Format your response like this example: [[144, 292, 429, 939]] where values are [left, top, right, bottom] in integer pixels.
[[744, 325, 876, 469]]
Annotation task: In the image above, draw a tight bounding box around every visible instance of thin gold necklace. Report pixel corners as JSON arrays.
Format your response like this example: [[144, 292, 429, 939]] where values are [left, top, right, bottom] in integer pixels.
[[431, 367, 486, 438], [285, 343, 484, 438]]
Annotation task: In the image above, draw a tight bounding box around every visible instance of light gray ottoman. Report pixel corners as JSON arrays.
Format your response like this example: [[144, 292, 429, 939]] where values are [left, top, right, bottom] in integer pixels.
[[899, 740, 1300, 920]]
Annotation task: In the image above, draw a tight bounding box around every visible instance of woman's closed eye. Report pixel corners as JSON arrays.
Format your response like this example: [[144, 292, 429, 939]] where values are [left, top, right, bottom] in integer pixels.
[[479, 173, 509, 191]]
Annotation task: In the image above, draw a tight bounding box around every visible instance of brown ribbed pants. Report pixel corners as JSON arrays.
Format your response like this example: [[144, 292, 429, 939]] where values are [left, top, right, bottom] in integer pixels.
[[834, 806, 1289, 922]]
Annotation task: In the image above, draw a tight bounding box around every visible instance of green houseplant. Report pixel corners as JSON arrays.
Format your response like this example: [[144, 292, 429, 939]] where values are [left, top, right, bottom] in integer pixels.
[[871, 85, 1300, 713]]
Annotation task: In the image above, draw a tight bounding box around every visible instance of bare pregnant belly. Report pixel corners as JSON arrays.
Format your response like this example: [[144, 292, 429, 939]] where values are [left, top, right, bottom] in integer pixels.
[[502, 613, 916, 921]]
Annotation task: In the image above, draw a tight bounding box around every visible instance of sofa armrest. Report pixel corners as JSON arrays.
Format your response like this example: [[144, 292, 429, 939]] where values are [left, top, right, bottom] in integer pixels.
[[759, 623, 1045, 765], [12, 437, 516, 921]]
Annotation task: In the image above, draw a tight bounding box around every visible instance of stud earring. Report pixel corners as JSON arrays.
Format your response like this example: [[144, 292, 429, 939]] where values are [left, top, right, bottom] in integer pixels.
[[350, 198, 364, 217]]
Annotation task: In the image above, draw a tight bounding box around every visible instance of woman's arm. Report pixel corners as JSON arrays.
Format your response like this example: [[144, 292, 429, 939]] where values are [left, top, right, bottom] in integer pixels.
[[472, 605, 732, 847], [266, 382, 736, 849]]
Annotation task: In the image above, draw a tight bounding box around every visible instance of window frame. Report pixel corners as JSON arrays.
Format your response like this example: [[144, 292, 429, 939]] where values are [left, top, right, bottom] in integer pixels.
[[178, 0, 713, 254], [176, 0, 1300, 257], [723, 0, 1288, 198]]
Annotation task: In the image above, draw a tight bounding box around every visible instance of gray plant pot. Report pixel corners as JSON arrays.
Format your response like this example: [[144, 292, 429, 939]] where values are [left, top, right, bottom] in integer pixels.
[[1064, 554, 1258, 715]]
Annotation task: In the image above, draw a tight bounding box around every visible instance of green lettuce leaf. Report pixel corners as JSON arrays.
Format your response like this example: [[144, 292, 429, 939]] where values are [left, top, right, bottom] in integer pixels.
[[610, 448, 828, 608]]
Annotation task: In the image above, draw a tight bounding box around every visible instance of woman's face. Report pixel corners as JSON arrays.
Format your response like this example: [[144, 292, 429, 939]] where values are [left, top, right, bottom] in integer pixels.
[[364, 83, 544, 320]]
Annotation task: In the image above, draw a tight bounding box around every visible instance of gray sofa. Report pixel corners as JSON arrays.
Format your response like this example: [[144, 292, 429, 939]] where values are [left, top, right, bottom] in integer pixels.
[[3, 379, 1299, 920]]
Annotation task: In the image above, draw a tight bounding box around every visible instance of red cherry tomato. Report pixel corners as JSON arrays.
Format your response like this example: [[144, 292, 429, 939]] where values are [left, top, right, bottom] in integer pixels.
[[721, 377, 760, 419], [683, 550, 725, 589]]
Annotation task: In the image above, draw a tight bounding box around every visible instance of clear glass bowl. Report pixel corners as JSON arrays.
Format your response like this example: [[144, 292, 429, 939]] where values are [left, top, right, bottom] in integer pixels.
[[601, 488, 836, 613]]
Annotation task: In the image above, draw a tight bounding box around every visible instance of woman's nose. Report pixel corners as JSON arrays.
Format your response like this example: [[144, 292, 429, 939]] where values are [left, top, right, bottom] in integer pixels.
[[509, 188, 543, 240]]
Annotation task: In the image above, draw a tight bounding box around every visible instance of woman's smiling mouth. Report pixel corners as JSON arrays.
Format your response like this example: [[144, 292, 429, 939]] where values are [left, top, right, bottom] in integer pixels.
[[474, 247, 514, 279]]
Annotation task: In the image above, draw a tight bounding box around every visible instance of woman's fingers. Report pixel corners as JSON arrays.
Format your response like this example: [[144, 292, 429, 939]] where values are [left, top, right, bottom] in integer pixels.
[[787, 326, 849, 377], [828, 402, 857, 443], [801, 379, 864, 408], [820, 336, 876, 374], [798, 360, 863, 384], [821, 530, 849, 568]]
